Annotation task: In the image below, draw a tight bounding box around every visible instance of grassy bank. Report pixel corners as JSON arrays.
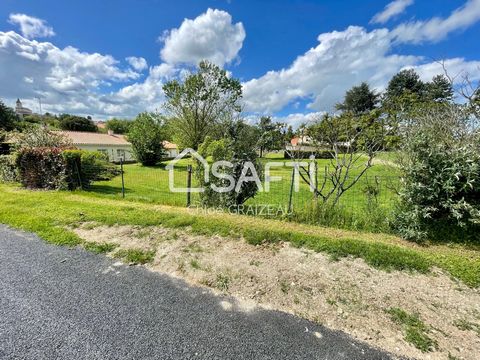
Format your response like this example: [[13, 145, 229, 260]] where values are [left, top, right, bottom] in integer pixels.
[[0, 184, 478, 287]]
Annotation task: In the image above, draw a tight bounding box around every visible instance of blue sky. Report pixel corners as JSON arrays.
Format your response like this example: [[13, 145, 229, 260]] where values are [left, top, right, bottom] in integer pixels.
[[0, 0, 479, 125]]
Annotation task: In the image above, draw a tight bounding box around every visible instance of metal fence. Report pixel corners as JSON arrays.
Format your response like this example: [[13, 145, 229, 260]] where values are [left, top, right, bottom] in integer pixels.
[[85, 161, 401, 218]]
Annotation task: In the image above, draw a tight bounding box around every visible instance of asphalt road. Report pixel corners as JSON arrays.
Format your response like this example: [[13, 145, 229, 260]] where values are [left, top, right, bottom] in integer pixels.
[[0, 225, 395, 360]]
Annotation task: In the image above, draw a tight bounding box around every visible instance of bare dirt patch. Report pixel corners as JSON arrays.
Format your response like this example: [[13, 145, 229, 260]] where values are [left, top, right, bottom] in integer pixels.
[[74, 224, 480, 360]]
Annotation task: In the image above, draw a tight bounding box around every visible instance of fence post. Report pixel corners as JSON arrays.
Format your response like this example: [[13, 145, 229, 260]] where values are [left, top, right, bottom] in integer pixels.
[[74, 160, 82, 189], [120, 157, 125, 199], [186, 165, 192, 207], [288, 167, 295, 214]]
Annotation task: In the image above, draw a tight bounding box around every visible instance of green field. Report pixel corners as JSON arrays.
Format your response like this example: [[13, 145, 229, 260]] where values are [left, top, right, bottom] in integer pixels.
[[86, 154, 400, 231], [90, 155, 400, 204]]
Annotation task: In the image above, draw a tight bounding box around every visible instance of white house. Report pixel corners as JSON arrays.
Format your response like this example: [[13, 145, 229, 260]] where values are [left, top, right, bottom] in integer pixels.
[[57, 130, 179, 162], [163, 141, 179, 158], [58, 130, 135, 163]]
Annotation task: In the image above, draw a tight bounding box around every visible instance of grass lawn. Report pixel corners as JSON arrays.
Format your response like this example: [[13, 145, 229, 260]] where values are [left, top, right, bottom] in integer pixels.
[[0, 183, 478, 287], [87, 155, 401, 217]]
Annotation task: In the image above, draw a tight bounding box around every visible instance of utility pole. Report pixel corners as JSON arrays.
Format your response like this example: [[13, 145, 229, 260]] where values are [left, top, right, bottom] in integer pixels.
[[35, 97, 42, 116]]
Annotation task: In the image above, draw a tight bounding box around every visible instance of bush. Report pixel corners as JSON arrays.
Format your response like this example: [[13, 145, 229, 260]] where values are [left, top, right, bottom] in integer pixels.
[[393, 105, 480, 243], [63, 150, 119, 189], [16, 147, 67, 189], [0, 155, 18, 182], [15, 148, 118, 190], [13, 126, 71, 149]]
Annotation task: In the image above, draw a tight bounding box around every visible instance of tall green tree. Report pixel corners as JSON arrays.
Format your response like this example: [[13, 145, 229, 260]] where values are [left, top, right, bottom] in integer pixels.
[[163, 61, 243, 150], [0, 100, 18, 131], [197, 119, 262, 207], [59, 114, 98, 132], [385, 69, 425, 101], [105, 118, 132, 134], [127, 113, 165, 166], [336, 82, 379, 115], [426, 75, 454, 102], [256, 116, 285, 157]]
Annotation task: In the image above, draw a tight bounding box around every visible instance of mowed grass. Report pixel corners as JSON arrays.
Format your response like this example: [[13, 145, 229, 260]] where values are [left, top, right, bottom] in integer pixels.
[[88, 155, 401, 213], [0, 183, 478, 287]]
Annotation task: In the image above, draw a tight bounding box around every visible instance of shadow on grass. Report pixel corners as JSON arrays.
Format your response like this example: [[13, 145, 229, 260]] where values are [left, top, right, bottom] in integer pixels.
[[87, 184, 130, 195]]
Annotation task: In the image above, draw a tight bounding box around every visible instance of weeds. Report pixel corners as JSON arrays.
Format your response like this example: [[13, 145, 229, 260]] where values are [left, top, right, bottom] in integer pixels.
[[190, 259, 201, 270], [387, 307, 437, 352], [215, 273, 230, 291], [83, 242, 117, 254], [114, 248, 155, 264]]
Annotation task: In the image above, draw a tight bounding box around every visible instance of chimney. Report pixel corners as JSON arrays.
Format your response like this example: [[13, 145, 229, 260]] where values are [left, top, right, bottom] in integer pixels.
[[107, 129, 114, 136]]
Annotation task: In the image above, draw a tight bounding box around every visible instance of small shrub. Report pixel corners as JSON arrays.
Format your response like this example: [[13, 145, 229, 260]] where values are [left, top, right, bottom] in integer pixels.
[[394, 105, 480, 243]]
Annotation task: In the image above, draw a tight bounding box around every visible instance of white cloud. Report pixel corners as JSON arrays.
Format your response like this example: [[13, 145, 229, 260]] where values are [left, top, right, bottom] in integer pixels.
[[126, 56, 148, 71], [407, 58, 480, 82], [8, 13, 55, 39], [392, 0, 480, 44], [273, 112, 324, 129], [2, 5, 480, 125], [0, 31, 143, 117], [160, 8, 245, 66], [242, 26, 420, 113], [371, 0, 414, 24]]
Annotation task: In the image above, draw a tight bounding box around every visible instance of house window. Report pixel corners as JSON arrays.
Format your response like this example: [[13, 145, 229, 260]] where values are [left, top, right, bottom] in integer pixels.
[[117, 149, 125, 160]]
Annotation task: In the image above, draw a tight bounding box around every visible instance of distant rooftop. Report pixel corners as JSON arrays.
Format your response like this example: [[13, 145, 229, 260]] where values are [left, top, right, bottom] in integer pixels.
[[57, 131, 130, 146]]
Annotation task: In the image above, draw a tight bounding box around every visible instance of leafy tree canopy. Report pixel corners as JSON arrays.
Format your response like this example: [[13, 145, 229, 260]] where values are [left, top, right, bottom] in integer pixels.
[[127, 113, 165, 166], [163, 60, 243, 150], [336, 82, 380, 114], [105, 118, 132, 134], [0, 100, 18, 131], [385, 69, 425, 101], [58, 114, 98, 132], [426, 75, 454, 102], [256, 116, 285, 157]]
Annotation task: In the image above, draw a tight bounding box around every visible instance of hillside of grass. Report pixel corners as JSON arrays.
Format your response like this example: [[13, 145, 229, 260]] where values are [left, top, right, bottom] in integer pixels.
[[0, 184, 478, 287]]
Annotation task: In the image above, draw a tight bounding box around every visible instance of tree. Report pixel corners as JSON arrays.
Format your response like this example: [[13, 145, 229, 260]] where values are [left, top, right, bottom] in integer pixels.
[[197, 119, 262, 207], [105, 118, 132, 134], [284, 125, 295, 143], [426, 75, 454, 102], [385, 69, 425, 103], [127, 113, 165, 166], [59, 114, 98, 132], [256, 116, 285, 157], [286, 111, 385, 206], [336, 82, 379, 114], [163, 61, 243, 150], [0, 100, 18, 131]]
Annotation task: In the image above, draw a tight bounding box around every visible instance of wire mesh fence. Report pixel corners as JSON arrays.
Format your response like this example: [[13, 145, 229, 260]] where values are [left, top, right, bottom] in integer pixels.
[[85, 161, 401, 223]]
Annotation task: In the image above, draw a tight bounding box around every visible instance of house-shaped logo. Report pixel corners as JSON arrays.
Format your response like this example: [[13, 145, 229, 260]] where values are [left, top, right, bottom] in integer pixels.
[[165, 148, 209, 193]]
